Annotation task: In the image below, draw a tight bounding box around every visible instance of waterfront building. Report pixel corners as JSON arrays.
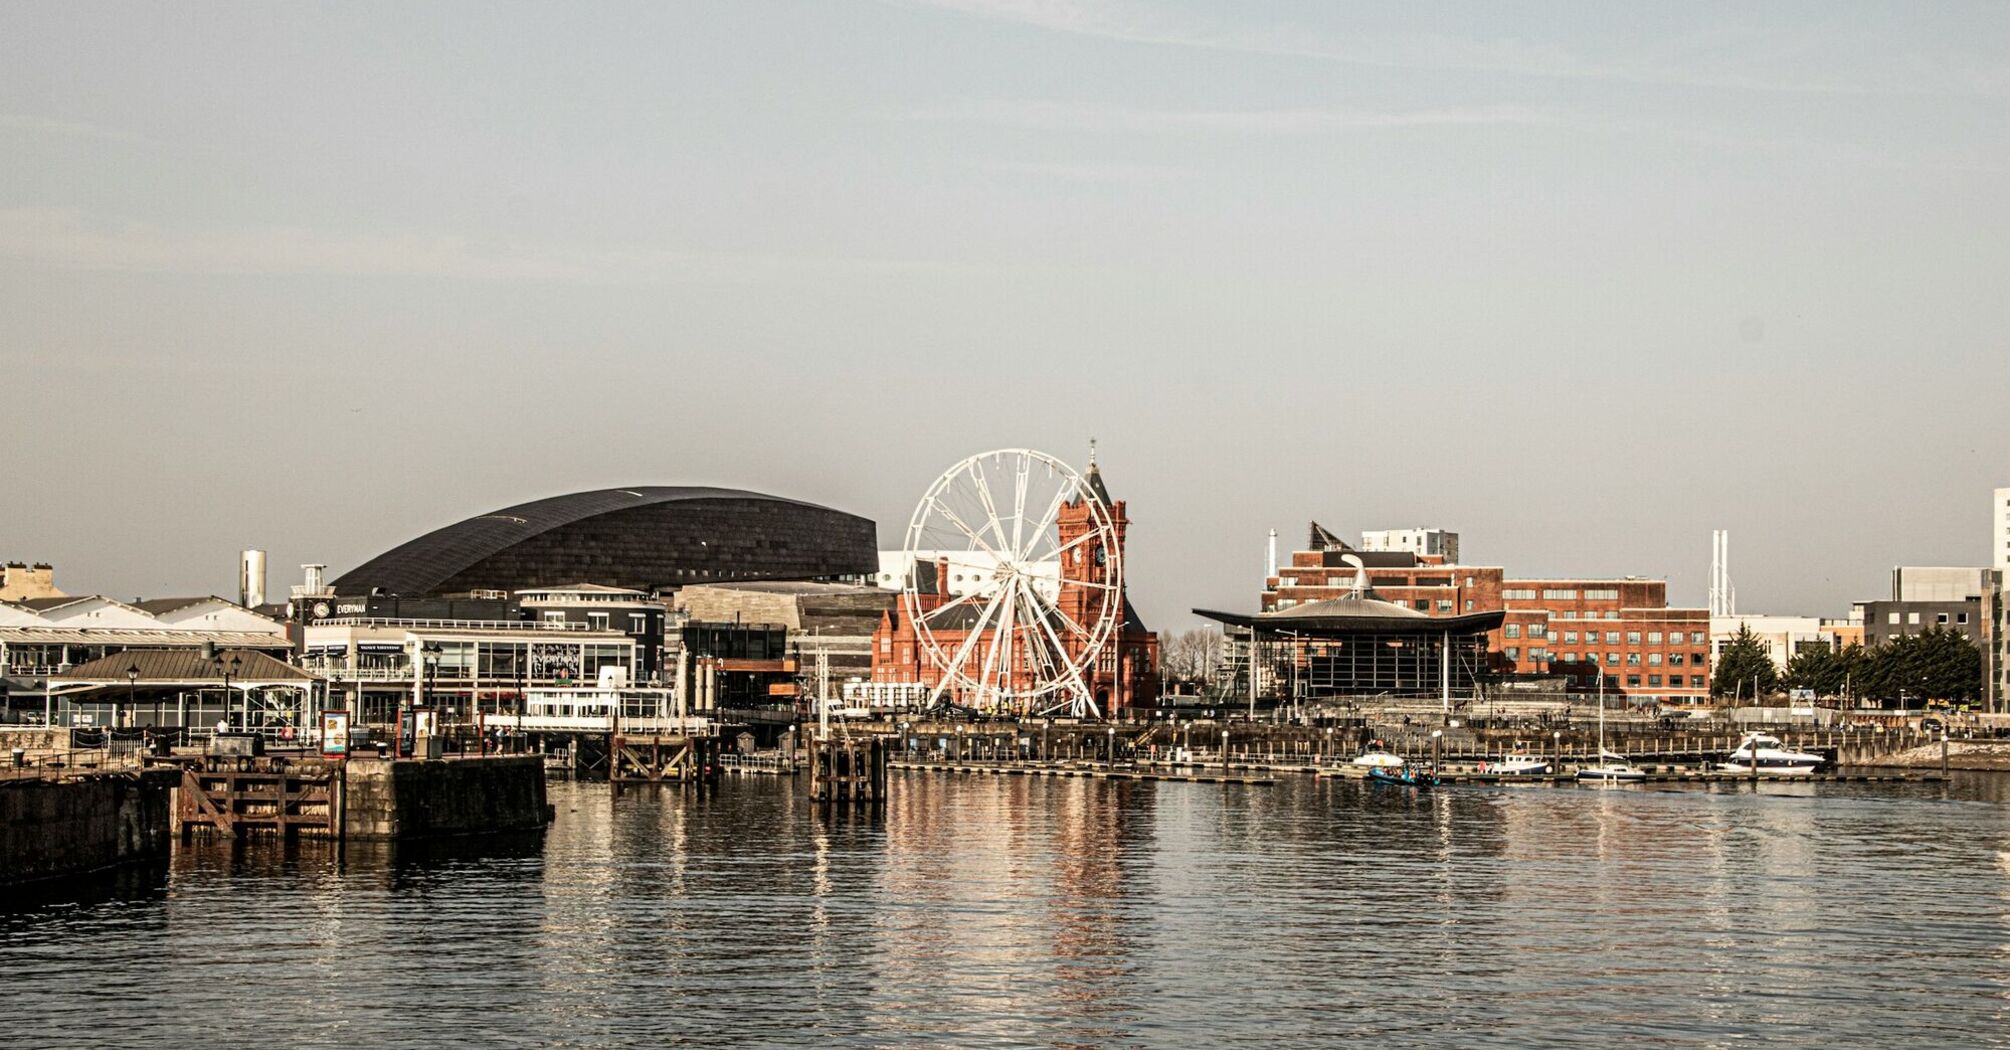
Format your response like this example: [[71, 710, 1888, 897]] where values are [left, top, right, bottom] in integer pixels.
[[868, 460, 1159, 716], [1984, 571, 2008, 714], [331, 486, 876, 596], [517, 583, 668, 678], [1194, 591, 1502, 709], [299, 615, 639, 728], [1263, 525, 1710, 704], [873, 549, 1060, 602], [1359, 528, 1460, 564], [1, 595, 293, 722], [676, 580, 894, 681], [1857, 566, 1985, 647]]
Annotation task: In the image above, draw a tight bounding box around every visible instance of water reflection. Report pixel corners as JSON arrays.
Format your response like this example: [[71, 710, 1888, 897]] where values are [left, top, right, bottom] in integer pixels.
[[1, 775, 2007, 1048]]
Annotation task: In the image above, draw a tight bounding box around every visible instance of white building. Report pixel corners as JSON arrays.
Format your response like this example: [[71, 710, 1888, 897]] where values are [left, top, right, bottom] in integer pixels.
[[1359, 528, 1459, 564], [873, 550, 1060, 602], [1994, 487, 2009, 571], [1, 595, 293, 681], [1710, 613, 1858, 672]]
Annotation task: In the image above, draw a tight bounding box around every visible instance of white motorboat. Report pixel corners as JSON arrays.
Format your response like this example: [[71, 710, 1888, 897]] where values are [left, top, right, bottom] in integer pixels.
[[1485, 755, 1552, 776], [1718, 733, 1822, 775], [1340, 751, 1406, 778]]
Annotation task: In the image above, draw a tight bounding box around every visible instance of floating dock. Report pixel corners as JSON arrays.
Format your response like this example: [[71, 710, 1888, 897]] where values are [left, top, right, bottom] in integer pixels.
[[891, 760, 1275, 786]]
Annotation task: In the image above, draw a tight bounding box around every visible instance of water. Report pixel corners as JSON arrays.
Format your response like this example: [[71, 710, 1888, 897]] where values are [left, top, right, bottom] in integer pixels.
[[5, 773, 2009, 1049]]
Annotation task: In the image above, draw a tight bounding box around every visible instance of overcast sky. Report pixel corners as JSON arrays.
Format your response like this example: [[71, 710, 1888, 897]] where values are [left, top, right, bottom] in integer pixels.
[[4, 1, 2007, 630]]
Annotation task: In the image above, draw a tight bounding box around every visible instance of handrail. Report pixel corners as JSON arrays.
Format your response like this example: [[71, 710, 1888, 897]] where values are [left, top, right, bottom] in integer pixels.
[[309, 617, 593, 632]]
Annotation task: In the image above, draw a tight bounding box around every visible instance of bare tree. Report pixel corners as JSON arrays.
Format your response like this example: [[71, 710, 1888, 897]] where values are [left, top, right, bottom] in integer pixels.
[[1159, 627, 1224, 692]]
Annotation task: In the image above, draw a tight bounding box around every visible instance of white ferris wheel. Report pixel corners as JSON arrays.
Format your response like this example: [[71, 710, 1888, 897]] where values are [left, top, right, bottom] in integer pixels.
[[901, 448, 1123, 719]]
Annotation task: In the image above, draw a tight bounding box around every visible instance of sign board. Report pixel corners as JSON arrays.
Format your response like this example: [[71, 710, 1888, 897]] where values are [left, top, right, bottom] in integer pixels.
[[320, 710, 350, 756]]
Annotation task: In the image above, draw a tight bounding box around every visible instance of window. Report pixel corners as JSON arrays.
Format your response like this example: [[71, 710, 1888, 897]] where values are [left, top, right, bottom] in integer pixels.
[[1606, 653, 1620, 666], [543, 611, 566, 624], [1626, 632, 1642, 645], [1936, 613, 1949, 625], [1563, 631, 1579, 644], [1958, 612, 1969, 625], [1690, 675, 1706, 688], [1465, 599, 1475, 611], [1584, 589, 1619, 600], [1627, 676, 1642, 688], [1606, 612, 1619, 620], [1648, 675, 1663, 687], [1647, 632, 1663, 644], [1542, 589, 1577, 600], [1626, 653, 1641, 666], [1887, 612, 1900, 624], [629, 614, 647, 634], [1436, 600, 1453, 612], [1670, 652, 1685, 666], [1504, 624, 1521, 639], [1648, 653, 1663, 666], [1605, 632, 1621, 644], [1528, 624, 1547, 638], [588, 612, 609, 631], [1908, 612, 1920, 625], [1691, 631, 1707, 644], [1693, 651, 1706, 664], [1505, 647, 1520, 660], [1503, 589, 1538, 600]]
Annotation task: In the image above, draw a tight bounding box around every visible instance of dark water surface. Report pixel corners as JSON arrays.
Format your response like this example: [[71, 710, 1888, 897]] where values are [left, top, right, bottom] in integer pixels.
[[5, 772, 2009, 1049]]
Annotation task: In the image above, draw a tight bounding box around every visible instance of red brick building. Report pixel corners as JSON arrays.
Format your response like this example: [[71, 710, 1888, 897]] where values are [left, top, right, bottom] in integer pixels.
[[870, 461, 1159, 717], [1263, 524, 1710, 705]]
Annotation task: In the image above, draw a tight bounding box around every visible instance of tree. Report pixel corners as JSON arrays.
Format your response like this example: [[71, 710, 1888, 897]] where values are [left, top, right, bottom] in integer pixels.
[[1856, 628, 1981, 705], [1711, 624, 1778, 700], [1782, 646, 1844, 697], [1158, 627, 1224, 691]]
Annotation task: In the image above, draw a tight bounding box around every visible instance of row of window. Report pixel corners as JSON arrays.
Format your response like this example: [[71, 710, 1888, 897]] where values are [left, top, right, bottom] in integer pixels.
[[1506, 648, 1707, 668], [1885, 611, 1969, 626], [1504, 626, 1707, 645]]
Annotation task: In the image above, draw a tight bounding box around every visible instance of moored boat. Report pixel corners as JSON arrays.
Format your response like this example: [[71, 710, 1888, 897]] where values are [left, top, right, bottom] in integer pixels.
[[1718, 733, 1822, 775], [1484, 755, 1552, 776], [1368, 766, 1440, 788]]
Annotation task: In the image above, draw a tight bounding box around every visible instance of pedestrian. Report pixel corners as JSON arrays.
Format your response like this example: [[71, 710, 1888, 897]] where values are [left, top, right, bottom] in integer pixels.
[[214, 717, 228, 736]]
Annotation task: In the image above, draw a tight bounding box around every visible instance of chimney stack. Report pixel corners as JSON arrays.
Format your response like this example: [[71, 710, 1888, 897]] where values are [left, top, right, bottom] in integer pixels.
[[240, 549, 267, 608]]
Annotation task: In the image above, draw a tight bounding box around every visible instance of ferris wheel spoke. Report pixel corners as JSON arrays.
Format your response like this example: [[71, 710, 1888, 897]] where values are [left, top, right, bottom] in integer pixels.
[[979, 583, 1018, 704], [935, 587, 1008, 688], [1032, 527, 1104, 565], [934, 501, 1008, 563], [967, 461, 1013, 555], [1067, 577, 1119, 592], [1028, 595, 1100, 708], [1024, 484, 1071, 558], [1010, 456, 1031, 557]]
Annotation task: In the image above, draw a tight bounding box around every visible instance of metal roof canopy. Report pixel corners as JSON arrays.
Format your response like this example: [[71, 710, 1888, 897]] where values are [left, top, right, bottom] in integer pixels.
[[46, 648, 320, 698]]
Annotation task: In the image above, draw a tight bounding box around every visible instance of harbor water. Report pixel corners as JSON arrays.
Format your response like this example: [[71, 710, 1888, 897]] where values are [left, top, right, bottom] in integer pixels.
[[5, 773, 2008, 1048]]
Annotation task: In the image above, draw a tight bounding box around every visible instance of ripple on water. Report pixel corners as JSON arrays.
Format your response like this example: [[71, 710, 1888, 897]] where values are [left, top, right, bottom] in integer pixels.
[[2, 775, 2008, 1049]]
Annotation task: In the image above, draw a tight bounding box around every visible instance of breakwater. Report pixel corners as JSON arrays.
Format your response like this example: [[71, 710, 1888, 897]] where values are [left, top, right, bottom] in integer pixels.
[[341, 756, 550, 840], [0, 770, 174, 886]]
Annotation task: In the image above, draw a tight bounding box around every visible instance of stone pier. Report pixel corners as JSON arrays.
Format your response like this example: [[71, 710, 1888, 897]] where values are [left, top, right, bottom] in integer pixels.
[[340, 755, 551, 840]]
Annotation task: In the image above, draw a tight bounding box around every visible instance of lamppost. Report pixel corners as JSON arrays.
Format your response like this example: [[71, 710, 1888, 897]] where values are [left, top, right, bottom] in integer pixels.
[[1222, 728, 1231, 772], [125, 664, 140, 750], [1552, 729, 1562, 770], [1431, 728, 1444, 772], [1107, 724, 1116, 765]]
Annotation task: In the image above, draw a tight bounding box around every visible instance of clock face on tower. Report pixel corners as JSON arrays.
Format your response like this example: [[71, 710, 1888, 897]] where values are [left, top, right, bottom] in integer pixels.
[[1093, 545, 1107, 567]]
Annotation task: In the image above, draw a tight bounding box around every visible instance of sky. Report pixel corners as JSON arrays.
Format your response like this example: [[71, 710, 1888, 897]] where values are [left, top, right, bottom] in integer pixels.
[[3, 1, 2007, 631]]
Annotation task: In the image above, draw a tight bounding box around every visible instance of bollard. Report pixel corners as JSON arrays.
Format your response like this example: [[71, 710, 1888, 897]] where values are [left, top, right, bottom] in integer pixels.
[[10, 747, 22, 769]]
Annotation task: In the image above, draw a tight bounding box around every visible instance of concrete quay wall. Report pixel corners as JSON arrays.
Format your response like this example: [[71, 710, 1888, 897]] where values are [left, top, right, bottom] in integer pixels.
[[0, 770, 174, 886], [342, 756, 550, 840]]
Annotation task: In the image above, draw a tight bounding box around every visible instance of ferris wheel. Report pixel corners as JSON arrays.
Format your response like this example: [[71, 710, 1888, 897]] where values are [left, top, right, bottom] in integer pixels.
[[901, 448, 1123, 719]]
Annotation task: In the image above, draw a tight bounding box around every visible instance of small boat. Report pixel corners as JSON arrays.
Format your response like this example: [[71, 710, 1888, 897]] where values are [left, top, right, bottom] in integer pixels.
[[1484, 755, 1552, 777], [1368, 766, 1440, 788], [1337, 751, 1405, 778], [1718, 733, 1822, 775], [1575, 756, 1649, 784]]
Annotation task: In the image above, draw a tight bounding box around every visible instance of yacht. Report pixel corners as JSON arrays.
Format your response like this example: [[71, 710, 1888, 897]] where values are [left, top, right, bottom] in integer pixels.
[[1719, 733, 1823, 775], [1573, 673, 1648, 784], [1575, 750, 1649, 784]]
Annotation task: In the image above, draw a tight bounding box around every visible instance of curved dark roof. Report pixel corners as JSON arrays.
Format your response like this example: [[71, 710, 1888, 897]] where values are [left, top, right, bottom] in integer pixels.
[[333, 487, 876, 597]]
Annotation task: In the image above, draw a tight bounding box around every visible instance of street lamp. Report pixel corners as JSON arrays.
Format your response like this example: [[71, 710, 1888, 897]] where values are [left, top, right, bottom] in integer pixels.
[[1431, 728, 1444, 772], [1107, 724, 1116, 765], [1222, 728, 1231, 772], [125, 663, 140, 751]]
